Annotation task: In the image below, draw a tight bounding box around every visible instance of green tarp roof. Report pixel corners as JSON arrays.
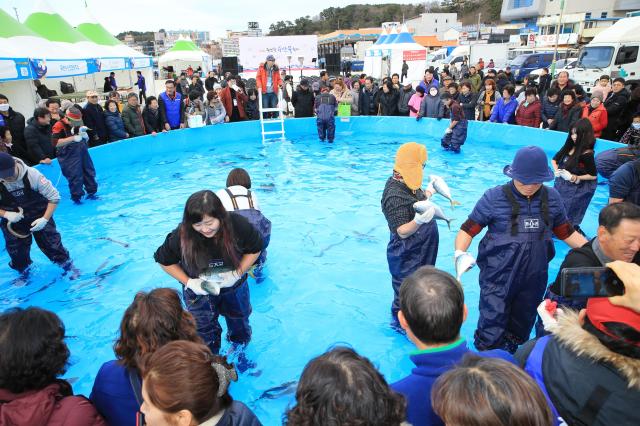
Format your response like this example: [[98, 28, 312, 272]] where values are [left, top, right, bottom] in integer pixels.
[[170, 39, 201, 52], [0, 8, 40, 38], [77, 22, 121, 46], [24, 11, 90, 43]]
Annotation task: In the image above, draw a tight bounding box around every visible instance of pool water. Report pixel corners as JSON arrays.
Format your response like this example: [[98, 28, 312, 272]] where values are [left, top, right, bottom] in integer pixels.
[[0, 119, 612, 424]]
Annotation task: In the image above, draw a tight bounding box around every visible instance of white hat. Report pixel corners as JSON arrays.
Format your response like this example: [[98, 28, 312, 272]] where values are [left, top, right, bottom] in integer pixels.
[[213, 83, 222, 90]]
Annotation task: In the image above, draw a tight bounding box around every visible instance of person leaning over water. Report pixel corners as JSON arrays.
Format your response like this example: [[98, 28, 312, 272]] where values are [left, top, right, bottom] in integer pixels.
[[154, 190, 262, 357], [454, 146, 588, 353], [381, 142, 439, 326]]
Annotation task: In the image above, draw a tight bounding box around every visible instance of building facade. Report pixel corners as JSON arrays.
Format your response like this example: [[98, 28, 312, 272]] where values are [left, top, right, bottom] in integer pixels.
[[405, 13, 462, 38]]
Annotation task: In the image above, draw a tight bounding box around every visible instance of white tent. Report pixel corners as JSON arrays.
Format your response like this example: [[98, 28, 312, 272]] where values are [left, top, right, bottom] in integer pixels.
[[158, 36, 210, 74], [364, 28, 389, 79], [387, 25, 428, 83]]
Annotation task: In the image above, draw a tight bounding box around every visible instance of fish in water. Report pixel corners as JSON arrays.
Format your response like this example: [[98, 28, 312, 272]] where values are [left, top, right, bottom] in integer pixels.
[[414, 200, 454, 230], [428, 175, 460, 209], [455, 251, 476, 281], [256, 381, 298, 401], [97, 237, 130, 248], [258, 183, 276, 192]]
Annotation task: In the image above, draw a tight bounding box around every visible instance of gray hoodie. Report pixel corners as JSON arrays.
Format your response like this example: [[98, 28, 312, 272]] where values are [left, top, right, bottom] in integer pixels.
[[419, 91, 444, 118], [397, 87, 416, 115], [0, 158, 60, 204]]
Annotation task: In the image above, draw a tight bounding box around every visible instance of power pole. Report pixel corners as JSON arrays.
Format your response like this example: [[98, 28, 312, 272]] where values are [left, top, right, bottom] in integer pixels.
[[551, 0, 566, 75], [13, 7, 19, 22]]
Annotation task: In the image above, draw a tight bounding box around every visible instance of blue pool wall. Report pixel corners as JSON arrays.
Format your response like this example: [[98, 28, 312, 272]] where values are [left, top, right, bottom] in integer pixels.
[[36, 117, 623, 198]]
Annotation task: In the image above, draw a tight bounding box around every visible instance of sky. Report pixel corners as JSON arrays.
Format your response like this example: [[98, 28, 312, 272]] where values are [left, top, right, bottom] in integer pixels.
[[3, 0, 423, 39]]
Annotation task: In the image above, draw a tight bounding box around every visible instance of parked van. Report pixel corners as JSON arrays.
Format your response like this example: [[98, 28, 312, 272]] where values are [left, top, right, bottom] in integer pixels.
[[573, 17, 640, 93], [509, 52, 554, 82]]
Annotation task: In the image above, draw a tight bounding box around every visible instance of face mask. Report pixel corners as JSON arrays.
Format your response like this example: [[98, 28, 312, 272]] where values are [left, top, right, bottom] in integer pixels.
[[0, 104, 10, 112], [633, 123, 640, 130], [429, 89, 438, 97]]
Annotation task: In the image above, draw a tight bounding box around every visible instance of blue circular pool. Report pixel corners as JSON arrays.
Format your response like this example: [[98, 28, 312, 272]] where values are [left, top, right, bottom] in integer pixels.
[[0, 117, 620, 424]]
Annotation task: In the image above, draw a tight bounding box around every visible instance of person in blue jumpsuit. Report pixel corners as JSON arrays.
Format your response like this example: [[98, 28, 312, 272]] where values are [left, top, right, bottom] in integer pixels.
[[381, 142, 439, 325], [454, 146, 588, 353], [51, 106, 98, 204], [216, 168, 271, 282], [0, 153, 71, 273], [551, 118, 598, 232], [608, 158, 640, 206], [440, 92, 468, 153], [315, 87, 337, 142], [154, 190, 263, 357]]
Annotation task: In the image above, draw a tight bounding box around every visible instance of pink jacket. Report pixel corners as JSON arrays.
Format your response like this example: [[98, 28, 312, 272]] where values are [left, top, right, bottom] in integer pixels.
[[408, 94, 423, 117]]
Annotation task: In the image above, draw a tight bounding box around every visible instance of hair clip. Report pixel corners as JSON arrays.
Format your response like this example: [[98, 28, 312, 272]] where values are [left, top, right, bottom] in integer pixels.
[[212, 362, 238, 397]]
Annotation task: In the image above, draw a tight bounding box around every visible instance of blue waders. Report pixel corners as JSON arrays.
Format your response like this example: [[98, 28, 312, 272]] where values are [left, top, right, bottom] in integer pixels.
[[0, 174, 69, 272], [183, 274, 252, 355], [475, 184, 554, 353], [224, 188, 272, 281], [57, 141, 97, 202], [595, 147, 640, 179], [441, 120, 468, 153], [553, 177, 596, 228], [387, 220, 439, 320]]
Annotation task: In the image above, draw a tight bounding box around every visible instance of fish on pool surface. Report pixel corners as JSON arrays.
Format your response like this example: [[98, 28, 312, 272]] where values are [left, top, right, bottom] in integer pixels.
[[429, 175, 460, 208], [414, 200, 454, 230], [256, 381, 298, 401]]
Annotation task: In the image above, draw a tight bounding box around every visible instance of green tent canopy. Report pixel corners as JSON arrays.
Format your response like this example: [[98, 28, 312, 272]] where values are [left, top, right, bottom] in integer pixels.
[[24, 11, 91, 44], [170, 39, 202, 52], [77, 22, 121, 47], [0, 8, 40, 38]]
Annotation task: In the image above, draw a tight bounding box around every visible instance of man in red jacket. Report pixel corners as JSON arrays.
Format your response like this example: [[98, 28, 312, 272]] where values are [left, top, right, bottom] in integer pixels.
[[256, 54, 282, 118], [515, 88, 542, 128], [582, 93, 608, 138]]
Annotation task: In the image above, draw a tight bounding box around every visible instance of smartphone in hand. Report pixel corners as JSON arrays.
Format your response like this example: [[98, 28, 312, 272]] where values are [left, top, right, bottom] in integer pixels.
[[560, 267, 625, 298]]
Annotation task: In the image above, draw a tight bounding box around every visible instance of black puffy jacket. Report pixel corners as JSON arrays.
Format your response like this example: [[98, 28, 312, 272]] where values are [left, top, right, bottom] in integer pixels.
[[292, 88, 314, 118], [24, 117, 55, 163]]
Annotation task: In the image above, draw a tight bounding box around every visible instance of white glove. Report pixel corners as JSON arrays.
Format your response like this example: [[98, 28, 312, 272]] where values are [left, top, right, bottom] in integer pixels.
[[207, 270, 241, 289], [73, 134, 83, 142], [186, 278, 208, 296], [536, 300, 564, 332], [79, 126, 89, 133], [30, 217, 48, 232], [414, 204, 435, 225], [558, 169, 573, 182], [454, 250, 477, 281], [553, 168, 561, 177], [445, 128, 453, 134], [3, 210, 24, 223]]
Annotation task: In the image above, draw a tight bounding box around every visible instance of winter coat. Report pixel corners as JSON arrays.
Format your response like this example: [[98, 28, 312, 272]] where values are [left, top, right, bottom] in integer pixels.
[[82, 103, 108, 143], [330, 87, 352, 104], [468, 73, 482, 93], [515, 99, 542, 128], [537, 74, 552, 94], [24, 117, 54, 163], [621, 126, 640, 146], [541, 97, 561, 128], [245, 99, 259, 120], [219, 87, 248, 121], [458, 92, 477, 120], [121, 104, 145, 137], [0, 381, 106, 426], [104, 110, 127, 142], [397, 88, 415, 115], [291, 88, 314, 118], [417, 78, 439, 94], [476, 89, 502, 121], [142, 106, 163, 134], [419, 92, 444, 119], [359, 87, 379, 116], [350, 89, 360, 116], [620, 96, 640, 131], [204, 101, 226, 125], [256, 63, 282, 95], [551, 104, 582, 133], [517, 311, 640, 426], [496, 76, 509, 93], [603, 89, 631, 141], [1, 108, 29, 164], [407, 94, 423, 118], [378, 90, 399, 116], [459, 64, 469, 79], [582, 103, 608, 138], [188, 83, 205, 100], [204, 76, 218, 91], [489, 96, 518, 124]]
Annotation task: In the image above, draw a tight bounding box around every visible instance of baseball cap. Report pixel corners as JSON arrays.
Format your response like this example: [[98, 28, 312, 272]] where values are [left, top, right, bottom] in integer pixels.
[[394, 142, 428, 191], [0, 152, 16, 179], [66, 107, 84, 126], [266, 54, 275, 61], [587, 297, 640, 347], [503, 146, 554, 184]]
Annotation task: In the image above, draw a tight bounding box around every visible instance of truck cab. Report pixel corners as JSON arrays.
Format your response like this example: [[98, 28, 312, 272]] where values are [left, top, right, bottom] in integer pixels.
[[573, 17, 640, 93]]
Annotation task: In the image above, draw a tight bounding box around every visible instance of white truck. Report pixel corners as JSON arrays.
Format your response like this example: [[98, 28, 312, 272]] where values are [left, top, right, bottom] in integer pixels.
[[441, 43, 510, 70], [426, 47, 450, 70], [573, 16, 640, 93]]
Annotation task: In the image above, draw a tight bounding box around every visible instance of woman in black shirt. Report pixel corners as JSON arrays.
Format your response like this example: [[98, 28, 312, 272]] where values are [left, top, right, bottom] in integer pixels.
[[552, 118, 598, 232], [154, 190, 262, 355]]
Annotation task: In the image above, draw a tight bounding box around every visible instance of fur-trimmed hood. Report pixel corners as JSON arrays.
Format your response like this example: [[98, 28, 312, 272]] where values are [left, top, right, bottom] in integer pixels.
[[553, 309, 640, 389]]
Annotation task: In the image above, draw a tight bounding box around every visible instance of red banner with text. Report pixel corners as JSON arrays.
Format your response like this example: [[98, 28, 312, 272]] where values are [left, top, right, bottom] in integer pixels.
[[403, 50, 426, 61]]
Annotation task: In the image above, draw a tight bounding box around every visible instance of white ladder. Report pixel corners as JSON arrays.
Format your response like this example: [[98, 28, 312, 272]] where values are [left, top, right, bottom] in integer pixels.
[[258, 92, 285, 141]]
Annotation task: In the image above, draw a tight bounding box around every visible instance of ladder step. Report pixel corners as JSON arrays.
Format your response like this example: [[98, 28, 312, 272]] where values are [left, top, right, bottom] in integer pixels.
[[263, 131, 285, 135], [262, 119, 284, 124]]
